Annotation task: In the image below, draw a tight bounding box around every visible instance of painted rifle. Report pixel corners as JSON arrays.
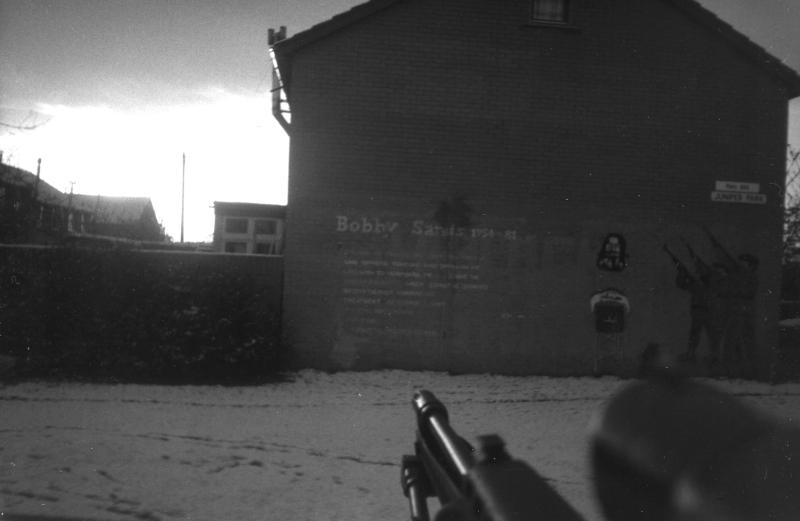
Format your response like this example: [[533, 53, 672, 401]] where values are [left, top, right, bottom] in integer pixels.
[[662, 244, 686, 269], [702, 226, 739, 269], [680, 238, 715, 280], [663, 244, 696, 287]]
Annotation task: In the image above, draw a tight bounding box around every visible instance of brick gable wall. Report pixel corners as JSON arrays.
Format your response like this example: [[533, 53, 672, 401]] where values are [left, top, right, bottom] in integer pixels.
[[280, 0, 792, 377]]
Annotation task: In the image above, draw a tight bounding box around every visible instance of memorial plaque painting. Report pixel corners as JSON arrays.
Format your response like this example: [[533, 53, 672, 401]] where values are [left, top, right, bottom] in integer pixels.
[[331, 210, 521, 369]]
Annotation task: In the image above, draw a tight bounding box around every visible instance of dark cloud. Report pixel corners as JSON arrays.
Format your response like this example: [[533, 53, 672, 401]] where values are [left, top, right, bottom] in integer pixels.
[[1, 0, 797, 109], [0, 1, 364, 108]]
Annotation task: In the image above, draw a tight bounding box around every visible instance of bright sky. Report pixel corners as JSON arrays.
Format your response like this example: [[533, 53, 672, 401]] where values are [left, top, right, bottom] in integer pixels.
[[0, 0, 798, 242], [0, 0, 364, 242]]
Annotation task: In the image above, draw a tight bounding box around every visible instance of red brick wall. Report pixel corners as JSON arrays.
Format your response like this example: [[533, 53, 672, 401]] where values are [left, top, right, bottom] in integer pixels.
[[280, 0, 793, 377]]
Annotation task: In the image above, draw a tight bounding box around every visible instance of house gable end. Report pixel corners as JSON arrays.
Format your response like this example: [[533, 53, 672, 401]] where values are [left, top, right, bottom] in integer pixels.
[[272, 0, 800, 97], [271, 0, 406, 95]]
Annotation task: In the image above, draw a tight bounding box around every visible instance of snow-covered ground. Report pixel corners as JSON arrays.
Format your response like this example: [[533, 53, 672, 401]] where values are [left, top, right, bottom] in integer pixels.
[[2, 370, 800, 521]]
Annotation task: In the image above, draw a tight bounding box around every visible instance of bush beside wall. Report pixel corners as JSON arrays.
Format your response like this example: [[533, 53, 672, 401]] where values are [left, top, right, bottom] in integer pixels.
[[0, 246, 283, 383]]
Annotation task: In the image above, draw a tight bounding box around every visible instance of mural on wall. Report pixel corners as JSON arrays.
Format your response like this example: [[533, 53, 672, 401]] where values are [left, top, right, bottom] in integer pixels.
[[590, 288, 630, 374], [596, 233, 627, 271], [665, 228, 758, 376], [332, 208, 521, 368], [590, 288, 630, 334], [663, 243, 719, 364]]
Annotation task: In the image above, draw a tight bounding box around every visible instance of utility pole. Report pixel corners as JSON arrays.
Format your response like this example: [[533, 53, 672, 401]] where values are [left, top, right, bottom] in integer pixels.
[[34, 158, 41, 199], [67, 181, 75, 233], [181, 152, 185, 243]]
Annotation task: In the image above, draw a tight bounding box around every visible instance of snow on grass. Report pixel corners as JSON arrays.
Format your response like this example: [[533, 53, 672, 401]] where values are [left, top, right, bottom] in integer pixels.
[[1, 371, 799, 521]]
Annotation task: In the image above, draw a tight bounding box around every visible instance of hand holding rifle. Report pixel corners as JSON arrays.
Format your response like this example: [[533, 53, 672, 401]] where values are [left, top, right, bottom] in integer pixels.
[[402, 379, 800, 521]]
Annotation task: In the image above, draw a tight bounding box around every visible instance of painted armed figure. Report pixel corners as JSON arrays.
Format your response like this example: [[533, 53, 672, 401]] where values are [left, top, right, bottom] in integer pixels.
[[703, 228, 759, 377], [664, 243, 719, 364]]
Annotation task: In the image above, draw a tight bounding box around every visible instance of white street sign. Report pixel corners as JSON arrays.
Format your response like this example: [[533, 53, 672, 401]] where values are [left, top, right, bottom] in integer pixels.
[[710, 191, 767, 204], [715, 181, 760, 193]]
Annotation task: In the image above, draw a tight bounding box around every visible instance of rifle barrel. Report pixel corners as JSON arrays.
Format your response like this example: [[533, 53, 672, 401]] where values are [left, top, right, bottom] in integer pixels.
[[413, 390, 474, 477]]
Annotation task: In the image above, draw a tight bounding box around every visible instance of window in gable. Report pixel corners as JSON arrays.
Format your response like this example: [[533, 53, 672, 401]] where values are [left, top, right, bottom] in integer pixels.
[[254, 218, 278, 235], [224, 217, 249, 234], [530, 0, 570, 24]]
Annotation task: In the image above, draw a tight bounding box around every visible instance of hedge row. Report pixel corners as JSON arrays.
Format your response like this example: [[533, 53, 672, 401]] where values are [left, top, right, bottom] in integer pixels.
[[0, 246, 284, 383]]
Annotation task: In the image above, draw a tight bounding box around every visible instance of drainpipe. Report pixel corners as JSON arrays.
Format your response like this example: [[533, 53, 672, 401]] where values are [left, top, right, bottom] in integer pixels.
[[268, 26, 291, 134]]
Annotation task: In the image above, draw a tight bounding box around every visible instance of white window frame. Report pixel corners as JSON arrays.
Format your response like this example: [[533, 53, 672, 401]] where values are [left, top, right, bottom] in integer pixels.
[[530, 0, 571, 25]]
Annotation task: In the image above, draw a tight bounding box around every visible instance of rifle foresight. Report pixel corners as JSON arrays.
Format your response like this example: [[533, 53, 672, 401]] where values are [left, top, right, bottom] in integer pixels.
[[413, 389, 448, 424]]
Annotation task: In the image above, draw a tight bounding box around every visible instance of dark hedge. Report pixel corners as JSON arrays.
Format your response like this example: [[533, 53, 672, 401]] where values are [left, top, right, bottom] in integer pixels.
[[0, 246, 284, 383]]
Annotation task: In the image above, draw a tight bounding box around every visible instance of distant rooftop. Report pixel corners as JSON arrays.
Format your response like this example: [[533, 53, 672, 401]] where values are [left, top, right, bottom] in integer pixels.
[[0, 162, 68, 206], [1, 162, 158, 226], [214, 201, 286, 218], [71, 195, 156, 224]]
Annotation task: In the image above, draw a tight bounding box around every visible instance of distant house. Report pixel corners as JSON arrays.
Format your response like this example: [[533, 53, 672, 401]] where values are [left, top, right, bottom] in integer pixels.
[[0, 161, 92, 243], [213, 202, 285, 255], [70, 195, 164, 242], [0, 160, 165, 245]]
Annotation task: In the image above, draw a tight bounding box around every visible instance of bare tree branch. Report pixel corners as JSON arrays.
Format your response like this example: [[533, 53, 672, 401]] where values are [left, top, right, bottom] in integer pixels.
[[784, 145, 800, 260], [0, 119, 51, 131]]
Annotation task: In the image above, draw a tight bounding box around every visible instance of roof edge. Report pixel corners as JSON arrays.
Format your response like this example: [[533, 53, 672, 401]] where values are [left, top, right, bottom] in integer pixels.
[[665, 0, 800, 96], [271, 0, 404, 57], [271, 0, 800, 98]]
